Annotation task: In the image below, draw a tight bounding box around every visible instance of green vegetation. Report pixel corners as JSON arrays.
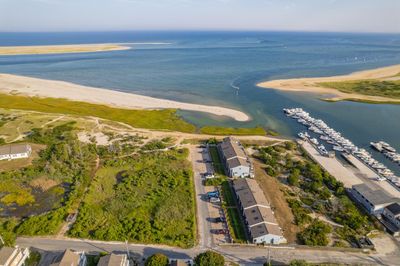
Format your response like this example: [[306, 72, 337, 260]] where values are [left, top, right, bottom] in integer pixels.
[[69, 148, 196, 248], [145, 254, 169, 266], [220, 181, 247, 242], [298, 220, 332, 246], [318, 80, 400, 99], [25, 251, 41, 266], [204, 177, 226, 186], [194, 251, 225, 266], [0, 93, 195, 132], [200, 126, 266, 136], [208, 146, 225, 176], [256, 142, 374, 247]]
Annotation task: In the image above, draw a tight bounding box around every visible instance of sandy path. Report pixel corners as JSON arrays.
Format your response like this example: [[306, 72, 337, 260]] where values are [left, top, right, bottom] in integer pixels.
[[0, 73, 250, 121], [257, 64, 400, 103], [0, 43, 130, 55]]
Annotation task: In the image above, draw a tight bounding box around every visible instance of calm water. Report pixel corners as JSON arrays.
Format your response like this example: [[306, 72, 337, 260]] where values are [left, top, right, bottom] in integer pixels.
[[1, 31, 400, 172]]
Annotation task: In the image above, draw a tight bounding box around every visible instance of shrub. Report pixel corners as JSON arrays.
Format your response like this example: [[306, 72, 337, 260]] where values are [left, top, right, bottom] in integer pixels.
[[298, 220, 332, 246], [195, 251, 225, 266], [145, 253, 169, 266]]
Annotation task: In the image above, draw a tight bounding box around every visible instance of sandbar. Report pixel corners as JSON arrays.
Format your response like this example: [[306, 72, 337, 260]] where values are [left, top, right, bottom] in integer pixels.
[[0, 73, 249, 122], [257, 64, 400, 103], [0, 43, 131, 56]]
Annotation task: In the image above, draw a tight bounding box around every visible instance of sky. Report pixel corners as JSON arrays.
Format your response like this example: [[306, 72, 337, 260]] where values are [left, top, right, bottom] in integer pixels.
[[1, 0, 400, 33]]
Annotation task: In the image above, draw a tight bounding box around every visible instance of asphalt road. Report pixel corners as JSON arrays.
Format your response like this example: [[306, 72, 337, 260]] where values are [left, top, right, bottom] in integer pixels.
[[17, 237, 400, 265]]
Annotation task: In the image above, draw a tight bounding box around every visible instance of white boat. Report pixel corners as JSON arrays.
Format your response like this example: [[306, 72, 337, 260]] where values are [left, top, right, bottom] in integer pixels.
[[333, 146, 345, 152], [310, 138, 319, 145]]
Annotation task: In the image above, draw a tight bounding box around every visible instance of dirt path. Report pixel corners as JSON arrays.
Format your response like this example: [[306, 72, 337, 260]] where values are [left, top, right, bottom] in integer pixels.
[[253, 159, 299, 243]]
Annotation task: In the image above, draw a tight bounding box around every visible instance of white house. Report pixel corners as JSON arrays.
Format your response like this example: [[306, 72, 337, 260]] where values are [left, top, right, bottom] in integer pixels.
[[0, 246, 30, 266], [218, 137, 254, 178], [233, 178, 286, 245], [98, 253, 129, 266], [351, 183, 397, 215], [0, 144, 32, 161]]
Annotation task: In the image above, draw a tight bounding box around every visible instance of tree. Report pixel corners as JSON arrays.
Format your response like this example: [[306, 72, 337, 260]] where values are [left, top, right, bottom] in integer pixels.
[[298, 220, 332, 246], [194, 251, 224, 266], [145, 253, 169, 266], [288, 168, 300, 186], [289, 260, 310, 266]]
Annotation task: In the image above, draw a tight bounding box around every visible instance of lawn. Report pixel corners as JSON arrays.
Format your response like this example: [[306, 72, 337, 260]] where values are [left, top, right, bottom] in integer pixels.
[[220, 181, 247, 242], [69, 148, 196, 248], [0, 93, 196, 133], [200, 126, 266, 136], [208, 146, 226, 176], [318, 80, 400, 99]]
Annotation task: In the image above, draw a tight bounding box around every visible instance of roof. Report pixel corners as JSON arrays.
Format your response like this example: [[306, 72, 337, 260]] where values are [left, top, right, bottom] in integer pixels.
[[227, 157, 250, 169], [353, 183, 397, 206], [244, 206, 277, 226], [51, 249, 81, 266], [250, 222, 282, 238], [233, 178, 284, 239], [386, 203, 400, 216], [0, 144, 30, 156], [233, 179, 270, 209], [98, 254, 127, 266], [170, 260, 187, 266], [0, 247, 17, 265], [219, 137, 247, 160]]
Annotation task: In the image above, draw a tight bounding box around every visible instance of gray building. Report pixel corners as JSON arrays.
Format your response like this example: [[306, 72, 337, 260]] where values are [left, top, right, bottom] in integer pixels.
[[0, 144, 32, 161], [233, 178, 286, 244], [50, 249, 87, 266], [382, 203, 400, 236], [351, 183, 399, 215], [98, 253, 129, 266], [218, 137, 253, 178]]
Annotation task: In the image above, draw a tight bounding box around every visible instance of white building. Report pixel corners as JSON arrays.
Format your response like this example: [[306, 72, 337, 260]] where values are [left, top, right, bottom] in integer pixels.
[[351, 183, 398, 215], [0, 246, 30, 266], [0, 144, 32, 161], [382, 203, 400, 236], [218, 137, 253, 178], [233, 178, 286, 244]]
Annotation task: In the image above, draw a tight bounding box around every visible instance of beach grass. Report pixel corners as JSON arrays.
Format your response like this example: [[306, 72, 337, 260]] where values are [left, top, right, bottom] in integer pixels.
[[200, 126, 266, 136], [318, 80, 400, 99], [0, 93, 196, 132]]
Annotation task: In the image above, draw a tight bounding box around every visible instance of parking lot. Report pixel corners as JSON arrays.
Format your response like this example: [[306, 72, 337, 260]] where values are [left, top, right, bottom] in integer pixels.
[[189, 145, 230, 248]]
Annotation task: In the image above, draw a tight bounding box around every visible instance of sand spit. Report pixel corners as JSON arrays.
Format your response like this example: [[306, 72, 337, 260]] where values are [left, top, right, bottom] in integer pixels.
[[257, 64, 400, 103], [0, 43, 131, 56], [0, 73, 250, 122]]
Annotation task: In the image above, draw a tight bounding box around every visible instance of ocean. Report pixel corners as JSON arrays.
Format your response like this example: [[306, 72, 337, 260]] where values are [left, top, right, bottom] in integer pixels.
[[1, 31, 400, 173]]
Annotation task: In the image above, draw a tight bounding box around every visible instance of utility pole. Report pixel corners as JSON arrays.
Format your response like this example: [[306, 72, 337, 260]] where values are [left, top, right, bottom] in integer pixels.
[[125, 240, 131, 266], [267, 244, 271, 266], [0, 234, 5, 246]]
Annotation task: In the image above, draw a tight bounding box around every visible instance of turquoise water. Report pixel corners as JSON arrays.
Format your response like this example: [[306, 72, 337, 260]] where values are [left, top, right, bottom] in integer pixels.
[[1, 31, 400, 171]]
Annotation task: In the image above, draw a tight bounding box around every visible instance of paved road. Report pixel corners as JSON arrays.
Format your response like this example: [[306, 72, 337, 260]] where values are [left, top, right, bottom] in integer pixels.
[[189, 145, 214, 248], [17, 237, 400, 265]]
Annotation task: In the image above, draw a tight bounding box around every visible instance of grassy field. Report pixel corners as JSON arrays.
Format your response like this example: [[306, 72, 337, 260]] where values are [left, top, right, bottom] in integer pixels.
[[208, 146, 226, 176], [69, 149, 196, 248], [0, 93, 196, 132], [200, 126, 266, 136], [318, 80, 400, 99], [221, 181, 247, 242]]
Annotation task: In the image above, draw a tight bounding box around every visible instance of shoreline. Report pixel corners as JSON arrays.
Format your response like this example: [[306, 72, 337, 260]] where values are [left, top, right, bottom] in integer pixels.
[[0, 43, 131, 56], [0, 73, 250, 122], [257, 64, 400, 104]]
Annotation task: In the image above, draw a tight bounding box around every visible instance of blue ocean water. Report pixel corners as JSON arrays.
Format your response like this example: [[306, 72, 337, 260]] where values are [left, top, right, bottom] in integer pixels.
[[1, 31, 400, 171]]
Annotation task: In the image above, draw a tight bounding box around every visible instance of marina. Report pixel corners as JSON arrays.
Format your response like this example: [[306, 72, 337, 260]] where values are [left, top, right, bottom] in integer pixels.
[[284, 108, 400, 188]]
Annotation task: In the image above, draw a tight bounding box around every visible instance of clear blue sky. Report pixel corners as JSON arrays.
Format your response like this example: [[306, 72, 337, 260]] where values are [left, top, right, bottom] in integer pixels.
[[1, 0, 399, 33]]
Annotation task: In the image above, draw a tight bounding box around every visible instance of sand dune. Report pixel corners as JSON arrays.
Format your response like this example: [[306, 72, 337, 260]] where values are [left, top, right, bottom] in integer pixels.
[[0, 43, 130, 55], [0, 73, 250, 122], [257, 64, 400, 103]]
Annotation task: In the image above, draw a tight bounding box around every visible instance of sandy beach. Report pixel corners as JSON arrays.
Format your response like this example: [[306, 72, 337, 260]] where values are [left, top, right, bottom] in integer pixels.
[[257, 64, 400, 103], [0, 43, 130, 55], [0, 73, 250, 122]]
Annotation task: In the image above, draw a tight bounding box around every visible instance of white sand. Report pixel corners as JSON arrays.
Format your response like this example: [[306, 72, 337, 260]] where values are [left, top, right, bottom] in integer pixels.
[[257, 64, 400, 103], [0, 43, 130, 55], [0, 73, 250, 122]]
